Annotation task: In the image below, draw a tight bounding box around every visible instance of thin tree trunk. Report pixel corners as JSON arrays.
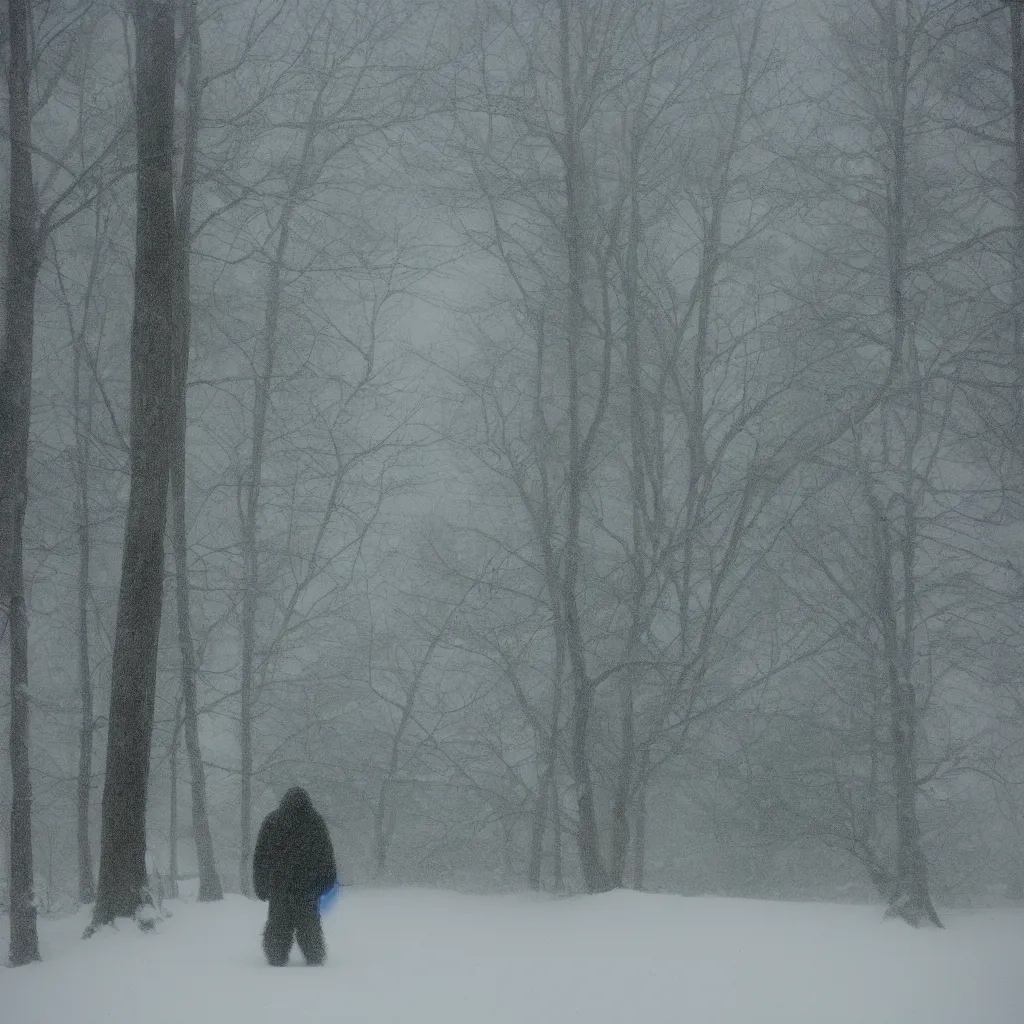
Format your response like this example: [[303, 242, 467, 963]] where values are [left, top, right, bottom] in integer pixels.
[[890, 458, 940, 926], [171, 464, 222, 900], [863, 470, 940, 928], [7, 583, 36, 961], [608, 675, 635, 887], [238, 624, 256, 895], [74, 341, 96, 905], [56, 199, 108, 909], [2, 0, 41, 967], [236, 71, 342, 890], [631, 786, 646, 891], [237, 244, 282, 892], [1009, 5, 1024, 901], [885, 636, 940, 926], [610, 142, 648, 890], [90, 0, 177, 929], [527, 748, 551, 891], [528, 638, 563, 891], [891, 432, 940, 927], [373, 779, 394, 880], [556, 0, 612, 895], [238, 204, 294, 895], [170, 0, 222, 903], [855, 653, 895, 902], [1010, 3, 1024, 359], [168, 714, 179, 900], [874, 14, 939, 927], [551, 771, 563, 892], [630, 750, 650, 891]]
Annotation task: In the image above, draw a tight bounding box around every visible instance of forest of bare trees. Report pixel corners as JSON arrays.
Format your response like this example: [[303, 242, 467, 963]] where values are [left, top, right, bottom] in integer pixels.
[[5, 0, 1024, 963]]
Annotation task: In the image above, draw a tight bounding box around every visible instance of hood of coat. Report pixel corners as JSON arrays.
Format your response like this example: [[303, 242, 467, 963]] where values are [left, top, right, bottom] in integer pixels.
[[279, 786, 315, 815]]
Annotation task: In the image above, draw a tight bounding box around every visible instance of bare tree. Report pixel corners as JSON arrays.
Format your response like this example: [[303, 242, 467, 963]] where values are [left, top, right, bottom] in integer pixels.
[[2, 0, 136, 935], [445, 0, 805, 892], [73, 316, 97, 906], [167, 0, 222, 903], [230, 0, 425, 893], [53, 203, 112, 906], [90, 0, 177, 929], [2, 0, 42, 966], [772, 0, 990, 925], [445, 0, 655, 893], [857, 440, 942, 926]]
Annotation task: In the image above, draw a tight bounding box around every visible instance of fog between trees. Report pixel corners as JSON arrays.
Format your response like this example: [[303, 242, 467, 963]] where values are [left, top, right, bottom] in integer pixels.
[[4, 0, 1024, 954]]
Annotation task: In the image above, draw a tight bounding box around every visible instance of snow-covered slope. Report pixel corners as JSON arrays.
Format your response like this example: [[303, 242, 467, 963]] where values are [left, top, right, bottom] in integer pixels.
[[2, 888, 1022, 1023]]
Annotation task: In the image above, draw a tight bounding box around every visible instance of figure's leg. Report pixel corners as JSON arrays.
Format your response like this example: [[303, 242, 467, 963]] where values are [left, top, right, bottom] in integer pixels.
[[295, 901, 326, 965], [262, 898, 295, 966]]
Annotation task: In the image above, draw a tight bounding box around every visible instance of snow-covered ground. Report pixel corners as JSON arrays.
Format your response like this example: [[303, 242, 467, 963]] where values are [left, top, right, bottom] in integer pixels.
[[3, 888, 1023, 1023]]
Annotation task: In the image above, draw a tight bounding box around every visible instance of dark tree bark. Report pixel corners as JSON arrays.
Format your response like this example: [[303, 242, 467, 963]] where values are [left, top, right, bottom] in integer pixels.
[[169, 0, 222, 903], [89, 0, 178, 930], [2, 0, 41, 968]]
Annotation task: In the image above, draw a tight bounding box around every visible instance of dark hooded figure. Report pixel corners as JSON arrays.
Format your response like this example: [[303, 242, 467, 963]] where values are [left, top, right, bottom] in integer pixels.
[[253, 787, 337, 966]]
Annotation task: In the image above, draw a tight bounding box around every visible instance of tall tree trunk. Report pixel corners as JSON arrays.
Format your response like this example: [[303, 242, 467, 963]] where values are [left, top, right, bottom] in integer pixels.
[[607, 396, 658, 892], [237, 263, 278, 895], [237, 80, 327, 891], [169, 0, 222, 903], [74, 340, 96, 905], [238, 638, 255, 895], [1008, 3, 1024, 901], [171, 462, 222, 901], [89, 0, 177, 929], [1010, 2, 1024, 360], [609, 154, 647, 891], [238, 207, 292, 894], [2, 0, 41, 967], [556, 0, 611, 895], [888, 404, 940, 927], [875, 16, 939, 927]]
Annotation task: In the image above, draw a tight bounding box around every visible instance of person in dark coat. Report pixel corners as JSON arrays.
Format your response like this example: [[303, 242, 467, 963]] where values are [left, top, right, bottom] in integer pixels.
[[253, 786, 338, 966]]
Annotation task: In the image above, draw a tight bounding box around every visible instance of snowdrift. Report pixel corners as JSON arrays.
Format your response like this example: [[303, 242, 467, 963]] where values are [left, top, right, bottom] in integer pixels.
[[2, 888, 1022, 1024]]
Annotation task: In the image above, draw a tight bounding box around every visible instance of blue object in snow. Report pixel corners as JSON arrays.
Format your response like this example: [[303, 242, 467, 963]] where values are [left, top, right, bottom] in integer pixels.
[[318, 881, 341, 915]]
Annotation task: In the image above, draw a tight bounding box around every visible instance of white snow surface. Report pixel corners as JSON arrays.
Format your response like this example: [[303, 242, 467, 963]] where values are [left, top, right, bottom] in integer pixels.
[[3, 888, 1023, 1023]]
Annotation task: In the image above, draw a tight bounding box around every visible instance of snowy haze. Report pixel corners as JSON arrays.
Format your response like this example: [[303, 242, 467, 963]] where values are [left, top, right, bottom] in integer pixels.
[[6, 0, 1024, 986]]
